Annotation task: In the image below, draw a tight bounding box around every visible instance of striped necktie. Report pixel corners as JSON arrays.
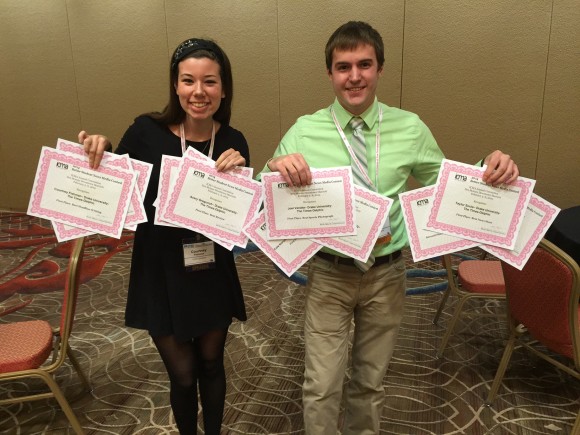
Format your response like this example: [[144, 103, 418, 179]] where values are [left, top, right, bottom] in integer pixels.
[[349, 116, 375, 272], [349, 117, 370, 187]]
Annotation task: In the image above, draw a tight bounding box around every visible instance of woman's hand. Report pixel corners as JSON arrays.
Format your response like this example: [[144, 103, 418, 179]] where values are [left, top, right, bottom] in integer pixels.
[[215, 148, 246, 172], [78, 130, 112, 169]]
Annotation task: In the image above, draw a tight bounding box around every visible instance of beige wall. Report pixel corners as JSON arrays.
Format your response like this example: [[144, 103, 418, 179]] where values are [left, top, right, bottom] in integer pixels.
[[1, 0, 578, 211]]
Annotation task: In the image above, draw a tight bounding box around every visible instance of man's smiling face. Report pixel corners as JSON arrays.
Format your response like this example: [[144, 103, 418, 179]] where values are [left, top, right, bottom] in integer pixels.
[[328, 43, 383, 115]]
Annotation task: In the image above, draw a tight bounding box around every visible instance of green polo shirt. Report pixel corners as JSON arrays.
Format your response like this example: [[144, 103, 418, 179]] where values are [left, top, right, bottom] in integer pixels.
[[259, 97, 446, 258]]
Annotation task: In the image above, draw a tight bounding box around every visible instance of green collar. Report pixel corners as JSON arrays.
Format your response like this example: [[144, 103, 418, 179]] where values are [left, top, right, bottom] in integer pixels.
[[331, 97, 379, 130]]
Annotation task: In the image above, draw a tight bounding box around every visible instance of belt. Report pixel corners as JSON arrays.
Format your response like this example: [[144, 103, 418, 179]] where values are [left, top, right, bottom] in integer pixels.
[[315, 250, 402, 267]]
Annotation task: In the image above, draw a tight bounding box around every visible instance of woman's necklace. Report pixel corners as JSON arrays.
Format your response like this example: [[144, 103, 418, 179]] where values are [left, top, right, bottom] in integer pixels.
[[179, 121, 216, 158], [199, 138, 211, 154]]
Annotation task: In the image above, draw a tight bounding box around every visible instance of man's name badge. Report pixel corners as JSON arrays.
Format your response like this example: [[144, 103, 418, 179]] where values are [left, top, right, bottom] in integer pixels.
[[375, 218, 392, 245]]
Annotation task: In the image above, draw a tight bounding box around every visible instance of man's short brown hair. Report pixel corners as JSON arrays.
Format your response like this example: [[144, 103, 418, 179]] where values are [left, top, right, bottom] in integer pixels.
[[325, 21, 385, 71]]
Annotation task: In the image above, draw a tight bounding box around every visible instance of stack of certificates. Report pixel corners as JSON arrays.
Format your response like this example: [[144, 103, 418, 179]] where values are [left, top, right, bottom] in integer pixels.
[[152, 145, 259, 251], [27, 140, 391, 276], [399, 159, 560, 270], [28, 140, 557, 274], [28, 139, 152, 242], [252, 167, 393, 276], [27, 139, 263, 250]]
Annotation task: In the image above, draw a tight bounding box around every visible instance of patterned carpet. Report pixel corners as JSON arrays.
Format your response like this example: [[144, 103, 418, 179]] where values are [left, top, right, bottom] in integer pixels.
[[1, 213, 579, 434]]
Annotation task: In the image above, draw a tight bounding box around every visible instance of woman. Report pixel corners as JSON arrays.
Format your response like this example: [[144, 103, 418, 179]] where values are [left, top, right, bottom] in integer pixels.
[[80, 38, 249, 434]]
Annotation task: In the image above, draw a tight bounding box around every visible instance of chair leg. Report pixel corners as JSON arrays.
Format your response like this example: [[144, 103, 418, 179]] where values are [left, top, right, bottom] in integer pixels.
[[67, 345, 91, 392], [37, 371, 84, 435], [572, 410, 580, 435], [437, 295, 469, 358], [485, 330, 517, 405], [433, 285, 452, 325]]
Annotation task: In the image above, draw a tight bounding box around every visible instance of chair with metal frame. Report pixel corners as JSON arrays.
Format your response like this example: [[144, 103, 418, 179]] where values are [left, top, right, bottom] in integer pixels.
[[0, 237, 89, 434], [485, 238, 580, 433], [433, 251, 506, 358], [573, 411, 580, 435]]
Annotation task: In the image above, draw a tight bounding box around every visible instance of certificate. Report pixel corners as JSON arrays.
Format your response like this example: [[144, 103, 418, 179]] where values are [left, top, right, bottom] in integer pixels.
[[262, 167, 356, 240], [154, 155, 236, 250], [399, 186, 479, 262], [314, 185, 393, 262], [28, 147, 136, 239], [184, 146, 253, 178], [426, 159, 535, 249], [122, 156, 153, 232], [160, 154, 262, 246], [51, 140, 147, 241], [127, 159, 153, 205], [56, 139, 147, 228], [56, 139, 152, 199], [52, 140, 147, 241], [243, 211, 321, 277], [481, 193, 560, 270], [154, 155, 181, 227]]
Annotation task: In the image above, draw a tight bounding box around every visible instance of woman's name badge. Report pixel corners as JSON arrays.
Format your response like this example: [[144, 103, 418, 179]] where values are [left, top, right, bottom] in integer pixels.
[[182, 235, 216, 271], [375, 218, 392, 245]]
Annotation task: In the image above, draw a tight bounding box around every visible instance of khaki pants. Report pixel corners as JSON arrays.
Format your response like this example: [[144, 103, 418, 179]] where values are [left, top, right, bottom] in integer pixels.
[[302, 255, 406, 435]]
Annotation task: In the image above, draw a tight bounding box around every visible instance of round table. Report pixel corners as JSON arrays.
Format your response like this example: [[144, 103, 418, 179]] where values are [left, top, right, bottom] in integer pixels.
[[545, 205, 580, 266]]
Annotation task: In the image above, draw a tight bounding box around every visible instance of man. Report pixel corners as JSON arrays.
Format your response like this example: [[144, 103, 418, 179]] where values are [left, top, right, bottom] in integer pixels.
[[260, 21, 518, 435]]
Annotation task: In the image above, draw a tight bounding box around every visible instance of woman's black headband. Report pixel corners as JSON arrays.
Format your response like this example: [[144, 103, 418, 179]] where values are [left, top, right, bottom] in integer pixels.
[[171, 38, 224, 71]]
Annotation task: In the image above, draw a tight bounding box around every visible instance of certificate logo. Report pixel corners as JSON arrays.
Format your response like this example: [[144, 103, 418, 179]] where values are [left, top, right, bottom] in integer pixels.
[[416, 199, 429, 206], [56, 162, 69, 170], [277, 182, 288, 189], [192, 170, 206, 179], [454, 174, 467, 182]]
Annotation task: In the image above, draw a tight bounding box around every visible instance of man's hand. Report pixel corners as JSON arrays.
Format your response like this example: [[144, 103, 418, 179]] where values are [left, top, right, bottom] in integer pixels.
[[267, 153, 311, 187], [482, 150, 519, 186], [78, 131, 112, 169]]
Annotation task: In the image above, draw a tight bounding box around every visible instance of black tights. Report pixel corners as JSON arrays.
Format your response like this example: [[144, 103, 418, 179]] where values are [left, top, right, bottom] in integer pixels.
[[153, 328, 228, 435]]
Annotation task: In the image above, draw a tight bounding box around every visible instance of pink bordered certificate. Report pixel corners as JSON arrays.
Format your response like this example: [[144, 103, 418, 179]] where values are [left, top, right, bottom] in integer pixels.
[[426, 159, 535, 250], [262, 167, 356, 240], [400, 186, 479, 262], [154, 155, 181, 228], [154, 154, 236, 250], [56, 139, 147, 228], [243, 211, 321, 277], [183, 146, 253, 178], [314, 185, 392, 262], [51, 140, 148, 240], [27, 146, 136, 239], [481, 193, 560, 270], [160, 155, 262, 247]]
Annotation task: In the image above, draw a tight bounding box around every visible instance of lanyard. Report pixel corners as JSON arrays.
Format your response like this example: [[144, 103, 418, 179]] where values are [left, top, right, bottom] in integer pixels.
[[179, 121, 215, 158], [331, 106, 383, 190]]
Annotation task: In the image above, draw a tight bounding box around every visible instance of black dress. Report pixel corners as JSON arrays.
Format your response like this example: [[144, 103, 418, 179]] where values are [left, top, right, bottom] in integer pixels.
[[115, 115, 248, 340]]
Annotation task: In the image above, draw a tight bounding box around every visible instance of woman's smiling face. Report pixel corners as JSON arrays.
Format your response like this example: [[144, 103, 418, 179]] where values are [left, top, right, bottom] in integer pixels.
[[175, 56, 225, 121]]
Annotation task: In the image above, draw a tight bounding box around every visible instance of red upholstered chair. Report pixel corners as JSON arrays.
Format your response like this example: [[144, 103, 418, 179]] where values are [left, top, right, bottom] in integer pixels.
[[433, 252, 506, 358], [486, 238, 580, 432], [0, 237, 89, 434]]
